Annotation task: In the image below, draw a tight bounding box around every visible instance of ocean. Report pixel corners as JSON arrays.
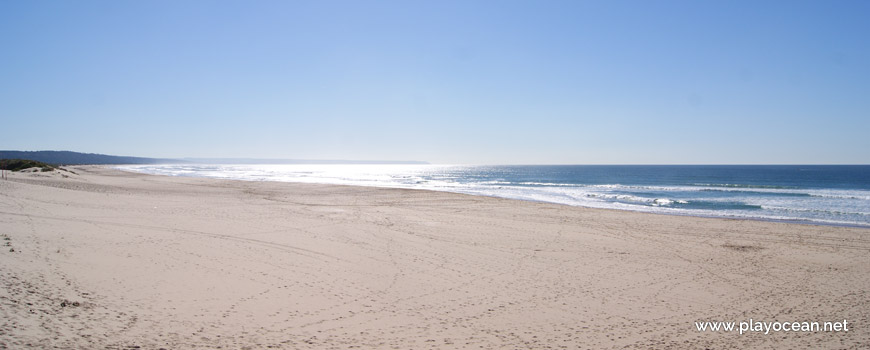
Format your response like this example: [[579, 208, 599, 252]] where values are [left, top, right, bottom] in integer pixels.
[[120, 164, 870, 228]]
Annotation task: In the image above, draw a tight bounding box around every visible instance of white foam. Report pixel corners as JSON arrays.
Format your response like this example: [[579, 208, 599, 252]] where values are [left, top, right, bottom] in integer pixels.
[[653, 198, 674, 206], [117, 164, 870, 227]]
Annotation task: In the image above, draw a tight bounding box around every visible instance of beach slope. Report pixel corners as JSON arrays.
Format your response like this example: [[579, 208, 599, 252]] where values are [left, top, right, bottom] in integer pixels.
[[1, 166, 868, 349]]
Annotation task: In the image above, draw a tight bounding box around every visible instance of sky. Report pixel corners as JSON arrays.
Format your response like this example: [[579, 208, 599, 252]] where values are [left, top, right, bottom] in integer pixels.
[[1, 0, 868, 164]]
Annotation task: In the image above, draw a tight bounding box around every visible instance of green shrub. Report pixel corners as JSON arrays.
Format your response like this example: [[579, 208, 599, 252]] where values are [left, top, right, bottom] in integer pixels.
[[0, 159, 56, 172]]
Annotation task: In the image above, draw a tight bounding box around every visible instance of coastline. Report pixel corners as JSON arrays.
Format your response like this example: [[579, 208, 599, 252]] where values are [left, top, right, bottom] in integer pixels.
[[118, 165, 870, 229], [2, 166, 869, 348]]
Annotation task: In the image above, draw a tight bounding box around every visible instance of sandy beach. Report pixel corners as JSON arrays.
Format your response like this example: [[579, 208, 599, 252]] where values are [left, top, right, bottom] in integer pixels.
[[1, 166, 868, 349]]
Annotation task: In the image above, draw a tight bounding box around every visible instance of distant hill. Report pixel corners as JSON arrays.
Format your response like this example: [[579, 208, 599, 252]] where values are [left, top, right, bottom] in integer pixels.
[[0, 151, 429, 165], [0, 151, 184, 165]]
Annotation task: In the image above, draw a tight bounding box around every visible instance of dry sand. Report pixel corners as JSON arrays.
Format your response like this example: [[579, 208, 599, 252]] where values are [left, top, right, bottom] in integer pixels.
[[1, 166, 868, 349]]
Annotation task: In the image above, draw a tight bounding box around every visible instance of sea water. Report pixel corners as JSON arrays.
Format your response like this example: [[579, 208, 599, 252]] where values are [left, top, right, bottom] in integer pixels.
[[120, 164, 870, 227]]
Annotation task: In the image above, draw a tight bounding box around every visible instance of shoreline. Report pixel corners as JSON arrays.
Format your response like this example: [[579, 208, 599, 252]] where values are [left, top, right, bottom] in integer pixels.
[[117, 165, 870, 229], [2, 166, 869, 348]]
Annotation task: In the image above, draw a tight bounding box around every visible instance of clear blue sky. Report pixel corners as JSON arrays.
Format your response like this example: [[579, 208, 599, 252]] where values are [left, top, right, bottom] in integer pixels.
[[1, 0, 868, 164]]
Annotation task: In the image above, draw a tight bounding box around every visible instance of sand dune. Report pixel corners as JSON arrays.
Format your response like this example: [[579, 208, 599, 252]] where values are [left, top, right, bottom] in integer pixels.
[[1, 166, 868, 349]]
